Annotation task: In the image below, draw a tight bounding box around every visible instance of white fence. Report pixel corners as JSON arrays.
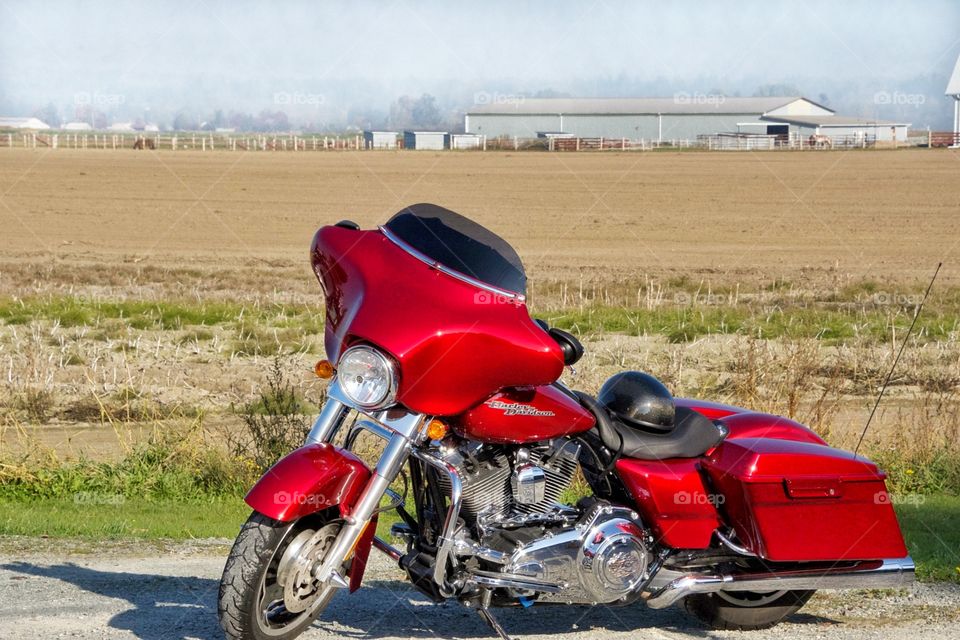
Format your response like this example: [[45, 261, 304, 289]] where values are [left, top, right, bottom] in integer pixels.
[[0, 130, 922, 152]]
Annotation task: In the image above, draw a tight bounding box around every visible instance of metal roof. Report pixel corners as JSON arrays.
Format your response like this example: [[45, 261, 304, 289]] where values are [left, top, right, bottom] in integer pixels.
[[947, 53, 960, 96], [467, 97, 812, 115], [761, 114, 910, 127]]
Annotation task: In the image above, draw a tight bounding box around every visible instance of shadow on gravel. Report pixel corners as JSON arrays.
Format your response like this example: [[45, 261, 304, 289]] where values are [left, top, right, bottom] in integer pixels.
[[2, 563, 836, 639], [3, 561, 221, 640]]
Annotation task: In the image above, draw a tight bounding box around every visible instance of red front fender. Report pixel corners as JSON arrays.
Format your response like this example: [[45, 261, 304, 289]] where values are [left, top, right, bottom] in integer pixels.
[[245, 443, 372, 521], [244, 443, 376, 593]]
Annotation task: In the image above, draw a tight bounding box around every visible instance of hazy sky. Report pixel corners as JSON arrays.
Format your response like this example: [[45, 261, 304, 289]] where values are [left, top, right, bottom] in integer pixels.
[[2, 0, 958, 127]]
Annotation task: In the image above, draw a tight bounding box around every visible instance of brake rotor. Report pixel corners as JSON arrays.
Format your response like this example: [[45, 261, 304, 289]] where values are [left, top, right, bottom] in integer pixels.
[[276, 522, 341, 613]]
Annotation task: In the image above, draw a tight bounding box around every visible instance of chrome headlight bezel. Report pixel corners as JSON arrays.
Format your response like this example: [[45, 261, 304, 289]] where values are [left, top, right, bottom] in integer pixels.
[[337, 345, 399, 410]]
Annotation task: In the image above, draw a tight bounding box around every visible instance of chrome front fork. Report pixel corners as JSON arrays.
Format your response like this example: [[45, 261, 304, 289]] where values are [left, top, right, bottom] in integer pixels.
[[304, 379, 426, 587]]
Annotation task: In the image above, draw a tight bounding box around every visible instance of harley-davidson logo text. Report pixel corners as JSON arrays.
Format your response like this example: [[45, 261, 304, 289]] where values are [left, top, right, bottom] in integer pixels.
[[486, 400, 556, 417]]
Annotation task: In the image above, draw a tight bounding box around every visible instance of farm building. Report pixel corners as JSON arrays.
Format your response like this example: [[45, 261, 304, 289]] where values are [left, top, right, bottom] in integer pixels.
[[749, 115, 909, 142], [446, 133, 482, 149], [0, 116, 50, 130], [466, 97, 908, 143], [403, 130, 447, 150], [948, 53, 960, 146], [364, 130, 398, 149]]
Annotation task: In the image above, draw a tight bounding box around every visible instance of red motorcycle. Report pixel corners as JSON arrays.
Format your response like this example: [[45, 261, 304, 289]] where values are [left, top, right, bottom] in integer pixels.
[[218, 204, 913, 640]]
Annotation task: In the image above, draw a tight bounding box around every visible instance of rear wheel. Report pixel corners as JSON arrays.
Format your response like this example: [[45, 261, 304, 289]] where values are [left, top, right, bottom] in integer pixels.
[[219, 511, 343, 640], [684, 589, 815, 631]]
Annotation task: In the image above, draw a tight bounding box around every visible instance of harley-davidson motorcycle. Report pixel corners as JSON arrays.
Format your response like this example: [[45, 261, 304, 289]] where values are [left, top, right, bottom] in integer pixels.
[[218, 203, 913, 640]]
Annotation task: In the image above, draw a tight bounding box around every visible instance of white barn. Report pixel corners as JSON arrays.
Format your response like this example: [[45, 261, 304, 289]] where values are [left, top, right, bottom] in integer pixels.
[[466, 96, 909, 144]]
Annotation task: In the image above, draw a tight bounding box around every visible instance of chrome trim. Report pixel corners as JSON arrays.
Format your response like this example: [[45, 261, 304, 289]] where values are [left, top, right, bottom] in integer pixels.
[[469, 569, 564, 594], [372, 536, 404, 562], [715, 529, 757, 558], [410, 447, 464, 597], [312, 412, 427, 586], [305, 380, 350, 445], [379, 225, 526, 303], [645, 557, 915, 610], [338, 346, 399, 411]]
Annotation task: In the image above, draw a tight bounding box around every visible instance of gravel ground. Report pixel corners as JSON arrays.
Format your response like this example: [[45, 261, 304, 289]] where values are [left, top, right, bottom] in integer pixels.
[[1, 539, 958, 640]]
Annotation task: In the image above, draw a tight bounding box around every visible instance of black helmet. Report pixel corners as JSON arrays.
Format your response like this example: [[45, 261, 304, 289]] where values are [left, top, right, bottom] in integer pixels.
[[597, 372, 675, 433]]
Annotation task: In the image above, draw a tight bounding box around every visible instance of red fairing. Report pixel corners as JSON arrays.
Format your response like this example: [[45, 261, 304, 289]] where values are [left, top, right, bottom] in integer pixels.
[[245, 443, 371, 521], [718, 412, 827, 445], [311, 226, 564, 416], [675, 398, 747, 420], [615, 458, 721, 549], [453, 384, 596, 444], [704, 438, 909, 561]]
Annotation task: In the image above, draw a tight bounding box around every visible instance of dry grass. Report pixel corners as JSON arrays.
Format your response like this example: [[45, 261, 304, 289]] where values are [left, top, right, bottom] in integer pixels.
[[0, 149, 956, 489]]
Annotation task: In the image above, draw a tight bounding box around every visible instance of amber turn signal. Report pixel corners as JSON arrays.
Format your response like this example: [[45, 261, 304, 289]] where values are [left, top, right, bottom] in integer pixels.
[[314, 359, 335, 379], [426, 419, 448, 441]]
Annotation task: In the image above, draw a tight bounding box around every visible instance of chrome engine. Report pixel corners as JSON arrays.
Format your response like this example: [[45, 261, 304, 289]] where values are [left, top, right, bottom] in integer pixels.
[[435, 438, 651, 605], [505, 504, 650, 604], [437, 438, 582, 528]]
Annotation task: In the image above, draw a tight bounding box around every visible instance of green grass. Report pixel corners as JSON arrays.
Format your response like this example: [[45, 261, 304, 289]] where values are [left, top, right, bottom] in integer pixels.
[[543, 304, 960, 344], [4, 294, 959, 345], [0, 497, 251, 539], [0, 496, 400, 541], [895, 495, 960, 582]]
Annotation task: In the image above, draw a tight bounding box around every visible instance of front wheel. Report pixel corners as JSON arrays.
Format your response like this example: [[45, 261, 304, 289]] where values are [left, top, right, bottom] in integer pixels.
[[218, 511, 343, 640], [684, 589, 815, 630]]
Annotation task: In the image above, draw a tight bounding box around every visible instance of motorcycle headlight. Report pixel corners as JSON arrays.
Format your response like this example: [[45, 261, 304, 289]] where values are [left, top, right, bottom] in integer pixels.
[[338, 345, 398, 409]]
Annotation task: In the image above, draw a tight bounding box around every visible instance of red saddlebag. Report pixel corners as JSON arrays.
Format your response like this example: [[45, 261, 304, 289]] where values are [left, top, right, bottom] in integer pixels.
[[703, 438, 908, 562]]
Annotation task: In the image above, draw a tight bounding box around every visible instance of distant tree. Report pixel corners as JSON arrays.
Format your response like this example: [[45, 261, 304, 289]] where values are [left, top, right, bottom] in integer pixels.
[[173, 111, 199, 131], [254, 110, 290, 132], [212, 109, 225, 129], [33, 102, 60, 128], [752, 83, 802, 97], [228, 111, 256, 131], [411, 94, 441, 129], [388, 95, 415, 130], [817, 93, 830, 106], [92, 110, 108, 130], [388, 94, 443, 130]]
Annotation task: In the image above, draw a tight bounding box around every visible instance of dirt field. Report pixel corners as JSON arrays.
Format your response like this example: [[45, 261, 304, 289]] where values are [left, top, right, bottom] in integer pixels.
[[1, 148, 958, 301], [1, 148, 959, 459]]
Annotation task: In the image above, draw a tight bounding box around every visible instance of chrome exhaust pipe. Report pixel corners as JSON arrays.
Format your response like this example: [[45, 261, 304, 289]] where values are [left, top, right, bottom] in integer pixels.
[[646, 557, 915, 610]]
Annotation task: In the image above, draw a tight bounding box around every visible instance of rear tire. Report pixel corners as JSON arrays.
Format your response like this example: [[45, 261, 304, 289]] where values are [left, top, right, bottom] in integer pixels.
[[684, 589, 815, 631], [218, 511, 340, 640]]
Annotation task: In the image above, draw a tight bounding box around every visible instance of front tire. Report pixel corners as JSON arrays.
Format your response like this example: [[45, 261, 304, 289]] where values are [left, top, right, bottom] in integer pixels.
[[684, 589, 815, 630], [218, 511, 341, 640]]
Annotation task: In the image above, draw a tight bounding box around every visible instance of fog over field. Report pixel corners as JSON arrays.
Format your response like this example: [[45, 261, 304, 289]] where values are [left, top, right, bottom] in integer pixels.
[[1, 0, 958, 130]]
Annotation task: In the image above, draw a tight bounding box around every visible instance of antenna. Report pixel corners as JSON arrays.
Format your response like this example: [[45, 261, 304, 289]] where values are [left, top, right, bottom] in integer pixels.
[[854, 262, 942, 457]]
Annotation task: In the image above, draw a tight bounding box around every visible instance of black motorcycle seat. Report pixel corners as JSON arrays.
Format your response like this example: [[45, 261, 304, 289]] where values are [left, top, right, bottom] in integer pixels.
[[576, 392, 727, 460], [612, 406, 727, 460]]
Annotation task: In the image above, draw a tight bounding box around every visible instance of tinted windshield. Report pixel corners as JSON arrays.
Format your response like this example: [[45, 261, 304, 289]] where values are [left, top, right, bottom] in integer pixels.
[[383, 204, 526, 295]]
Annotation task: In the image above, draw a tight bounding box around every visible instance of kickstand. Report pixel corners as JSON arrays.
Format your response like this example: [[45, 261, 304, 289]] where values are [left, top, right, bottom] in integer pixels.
[[477, 608, 513, 640]]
